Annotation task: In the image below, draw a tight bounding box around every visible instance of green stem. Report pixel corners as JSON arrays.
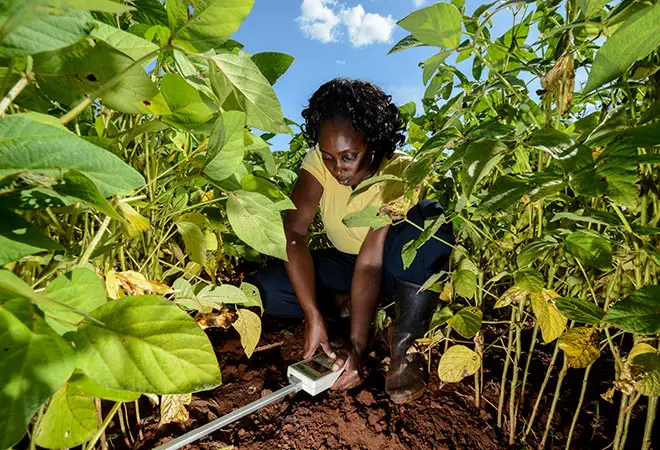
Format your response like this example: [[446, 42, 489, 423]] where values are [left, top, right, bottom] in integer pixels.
[[641, 396, 658, 450], [613, 393, 629, 450], [78, 216, 111, 268], [524, 343, 560, 437], [498, 307, 515, 428], [539, 355, 569, 449], [509, 298, 525, 444], [85, 402, 121, 450], [0, 71, 29, 116], [517, 322, 539, 415], [565, 364, 593, 450]]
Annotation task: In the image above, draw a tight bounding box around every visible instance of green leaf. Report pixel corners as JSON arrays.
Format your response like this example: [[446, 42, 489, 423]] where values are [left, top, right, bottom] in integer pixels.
[[76, 295, 222, 394], [631, 351, 660, 396], [244, 131, 276, 174], [550, 211, 611, 227], [176, 221, 206, 265], [91, 20, 159, 63], [210, 50, 286, 133], [398, 2, 462, 49], [578, 0, 609, 18], [197, 284, 249, 308], [0, 11, 95, 57], [348, 174, 402, 203], [422, 50, 452, 85], [0, 297, 77, 450], [529, 129, 592, 172], [387, 34, 426, 54], [517, 240, 559, 268], [250, 52, 294, 85], [429, 306, 453, 329], [564, 230, 612, 269], [0, 209, 63, 266], [226, 190, 287, 260], [0, 116, 144, 197], [437, 345, 480, 382], [240, 282, 264, 315], [452, 269, 476, 299], [605, 285, 660, 334], [584, 3, 660, 93], [170, 0, 254, 53], [555, 297, 603, 325], [204, 111, 246, 182], [165, 0, 188, 31], [461, 140, 507, 201], [475, 173, 566, 216], [448, 306, 482, 338], [342, 205, 392, 230], [33, 383, 97, 449], [39, 268, 107, 335], [232, 308, 261, 358], [160, 73, 215, 129], [171, 278, 203, 311], [67, 371, 140, 402], [240, 174, 288, 204], [33, 40, 168, 115], [557, 327, 601, 368], [530, 290, 567, 343], [53, 169, 122, 221], [515, 268, 544, 294]]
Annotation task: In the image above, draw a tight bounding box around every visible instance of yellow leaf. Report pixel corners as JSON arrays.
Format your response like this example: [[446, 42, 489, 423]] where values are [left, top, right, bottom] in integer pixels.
[[105, 269, 119, 299], [557, 327, 601, 368], [530, 289, 567, 343], [232, 309, 261, 358], [495, 285, 528, 309], [159, 393, 191, 426], [628, 342, 657, 361], [439, 281, 453, 302], [115, 271, 173, 295], [117, 202, 150, 238], [437, 345, 481, 383]]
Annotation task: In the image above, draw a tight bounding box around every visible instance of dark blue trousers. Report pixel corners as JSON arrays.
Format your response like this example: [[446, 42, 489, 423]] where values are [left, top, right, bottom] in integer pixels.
[[254, 200, 455, 318]]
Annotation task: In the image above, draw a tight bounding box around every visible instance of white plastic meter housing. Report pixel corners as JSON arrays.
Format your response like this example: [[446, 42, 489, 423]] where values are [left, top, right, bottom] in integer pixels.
[[287, 353, 344, 395]]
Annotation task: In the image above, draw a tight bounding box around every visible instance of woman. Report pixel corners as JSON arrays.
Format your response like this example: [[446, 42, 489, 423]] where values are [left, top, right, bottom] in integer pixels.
[[256, 78, 454, 403]]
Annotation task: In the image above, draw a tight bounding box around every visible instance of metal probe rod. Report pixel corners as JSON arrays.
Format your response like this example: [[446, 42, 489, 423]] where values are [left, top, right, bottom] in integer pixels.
[[153, 380, 302, 450]]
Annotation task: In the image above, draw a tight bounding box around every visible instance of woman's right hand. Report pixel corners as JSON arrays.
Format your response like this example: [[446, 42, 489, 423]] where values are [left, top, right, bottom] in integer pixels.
[[303, 314, 336, 360]]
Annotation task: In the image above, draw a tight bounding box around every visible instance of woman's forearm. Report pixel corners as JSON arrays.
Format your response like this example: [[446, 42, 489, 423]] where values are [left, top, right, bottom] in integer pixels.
[[284, 235, 321, 320], [349, 263, 382, 354]]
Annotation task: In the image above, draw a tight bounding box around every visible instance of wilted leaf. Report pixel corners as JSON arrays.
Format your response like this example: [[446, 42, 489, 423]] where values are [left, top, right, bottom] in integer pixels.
[[530, 289, 567, 343], [557, 327, 601, 368], [541, 52, 575, 116], [448, 306, 482, 338], [495, 285, 528, 309], [232, 308, 261, 358], [160, 393, 192, 425], [117, 202, 150, 238], [438, 345, 481, 383], [115, 271, 172, 296], [631, 349, 660, 396], [196, 310, 237, 329], [606, 285, 660, 334]]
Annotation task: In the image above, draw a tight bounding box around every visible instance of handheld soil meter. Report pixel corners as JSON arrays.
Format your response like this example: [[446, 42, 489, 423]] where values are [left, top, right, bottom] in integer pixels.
[[154, 354, 343, 450]]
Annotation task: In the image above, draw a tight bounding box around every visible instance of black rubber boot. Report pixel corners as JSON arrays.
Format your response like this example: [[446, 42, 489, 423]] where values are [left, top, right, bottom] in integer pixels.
[[385, 277, 438, 404]]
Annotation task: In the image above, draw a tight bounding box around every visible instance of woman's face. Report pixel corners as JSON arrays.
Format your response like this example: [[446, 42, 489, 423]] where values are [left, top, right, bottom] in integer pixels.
[[318, 119, 373, 187]]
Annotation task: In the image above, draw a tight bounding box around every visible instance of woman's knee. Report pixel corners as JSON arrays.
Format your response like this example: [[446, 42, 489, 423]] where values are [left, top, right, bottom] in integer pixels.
[[254, 261, 304, 318]]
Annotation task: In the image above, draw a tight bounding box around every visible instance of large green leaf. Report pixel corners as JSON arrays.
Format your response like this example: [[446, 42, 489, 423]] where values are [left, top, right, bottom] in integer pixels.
[[605, 285, 660, 334], [348, 174, 402, 204], [160, 73, 215, 128], [91, 20, 159, 63], [452, 269, 477, 299], [529, 130, 592, 172], [0, 116, 144, 197], [387, 34, 426, 54], [33, 383, 97, 449], [578, 0, 609, 18], [555, 297, 603, 325], [398, 2, 462, 49], [33, 40, 168, 115], [0, 209, 63, 266], [250, 52, 294, 85], [448, 306, 482, 338], [76, 295, 222, 394], [209, 50, 286, 133], [226, 190, 287, 260], [584, 3, 660, 92], [176, 220, 206, 265], [39, 268, 107, 335], [342, 205, 392, 230], [204, 111, 246, 182], [401, 214, 448, 269], [197, 284, 248, 307], [244, 131, 276, 174], [515, 268, 544, 294], [460, 140, 507, 201], [67, 371, 140, 402], [0, 297, 76, 450], [475, 173, 565, 216], [564, 230, 612, 269], [53, 169, 123, 221], [0, 11, 95, 57], [170, 0, 254, 53]]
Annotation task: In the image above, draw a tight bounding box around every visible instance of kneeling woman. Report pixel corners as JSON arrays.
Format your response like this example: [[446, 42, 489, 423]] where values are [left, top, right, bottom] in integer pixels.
[[256, 78, 454, 403]]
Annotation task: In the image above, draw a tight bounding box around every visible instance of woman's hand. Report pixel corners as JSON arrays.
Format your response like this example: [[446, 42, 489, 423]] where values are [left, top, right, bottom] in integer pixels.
[[331, 347, 363, 390], [303, 315, 336, 360]]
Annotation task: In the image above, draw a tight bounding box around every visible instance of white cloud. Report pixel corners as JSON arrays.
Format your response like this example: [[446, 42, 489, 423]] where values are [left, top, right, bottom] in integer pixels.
[[297, 0, 341, 43], [412, 0, 429, 7], [389, 84, 425, 110], [296, 1, 395, 47], [340, 5, 395, 47], [336, 59, 346, 64]]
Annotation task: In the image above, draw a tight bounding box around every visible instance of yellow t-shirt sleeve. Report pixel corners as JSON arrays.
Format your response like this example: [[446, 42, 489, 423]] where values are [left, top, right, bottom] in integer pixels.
[[301, 147, 327, 185]]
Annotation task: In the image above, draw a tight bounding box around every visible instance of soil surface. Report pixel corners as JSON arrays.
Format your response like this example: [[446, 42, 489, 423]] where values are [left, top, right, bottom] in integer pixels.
[[127, 318, 655, 450]]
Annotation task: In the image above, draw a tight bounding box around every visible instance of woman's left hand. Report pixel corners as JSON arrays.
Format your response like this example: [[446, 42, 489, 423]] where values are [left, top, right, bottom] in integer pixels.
[[331, 347, 364, 390]]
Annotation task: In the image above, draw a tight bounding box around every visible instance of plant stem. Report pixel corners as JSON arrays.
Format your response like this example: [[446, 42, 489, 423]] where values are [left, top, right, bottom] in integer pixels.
[[517, 322, 539, 415], [565, 364, 593, 450], [620, 393, 636, 450], [539, 355, 569, 449], [498, 307, 515, 428], [78, 216, 111, 268], [0, 72, 29, 116], [86, 402, 120, 450], [641, 396, 658, 450], [613, 393, 629, 450], [95, 398, 108, 450], [509, 298, 525, 445], [524, 343, 560, 437]]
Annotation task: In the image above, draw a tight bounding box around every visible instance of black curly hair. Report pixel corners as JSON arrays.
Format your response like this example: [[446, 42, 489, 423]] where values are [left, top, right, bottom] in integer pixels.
[[301, 78, 405, 170]]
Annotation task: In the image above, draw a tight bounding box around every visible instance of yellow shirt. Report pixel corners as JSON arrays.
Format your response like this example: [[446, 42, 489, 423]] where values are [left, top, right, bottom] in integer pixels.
[[301, 147, 411, 255]]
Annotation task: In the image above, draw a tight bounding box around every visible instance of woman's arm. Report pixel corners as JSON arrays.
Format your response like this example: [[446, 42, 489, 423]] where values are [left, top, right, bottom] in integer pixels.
[[332, 225, 389, 389], [284, 170, 335, 359]]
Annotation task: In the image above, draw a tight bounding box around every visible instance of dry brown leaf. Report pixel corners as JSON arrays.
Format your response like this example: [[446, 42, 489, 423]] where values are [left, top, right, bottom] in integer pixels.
[[115, 270, 174, 295], [541, 52, 575, 116], [196, 310, 237, 330], [160, 394, 191, 426]]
